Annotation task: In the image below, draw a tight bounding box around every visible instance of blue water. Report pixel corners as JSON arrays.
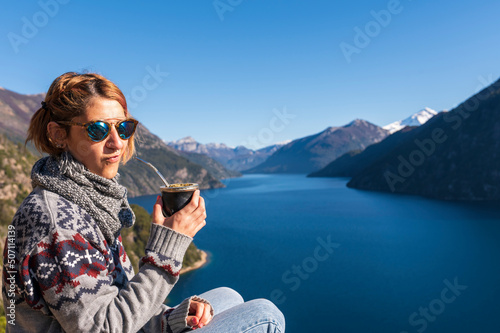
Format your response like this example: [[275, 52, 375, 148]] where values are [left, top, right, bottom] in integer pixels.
[[129, 174, 500, 333]]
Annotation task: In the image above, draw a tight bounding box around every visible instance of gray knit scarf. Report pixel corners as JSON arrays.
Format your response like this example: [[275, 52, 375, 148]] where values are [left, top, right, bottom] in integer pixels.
[[31, 152, 135, 245]]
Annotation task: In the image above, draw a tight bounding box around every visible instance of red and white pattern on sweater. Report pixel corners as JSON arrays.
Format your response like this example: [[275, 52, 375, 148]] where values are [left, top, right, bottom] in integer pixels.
[[141, 251, 183, 277], [3, 190, 135, 314], [22, 229, 133, 312]]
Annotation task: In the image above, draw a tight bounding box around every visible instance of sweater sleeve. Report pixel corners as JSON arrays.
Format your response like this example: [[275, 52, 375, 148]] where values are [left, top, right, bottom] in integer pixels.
[[140, 295, 214, 333], [21, 222, 193, 333]]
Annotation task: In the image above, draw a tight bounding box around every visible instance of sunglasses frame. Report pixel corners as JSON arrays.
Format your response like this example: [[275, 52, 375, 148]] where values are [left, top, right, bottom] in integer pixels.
[[57, 118, 139, 142]]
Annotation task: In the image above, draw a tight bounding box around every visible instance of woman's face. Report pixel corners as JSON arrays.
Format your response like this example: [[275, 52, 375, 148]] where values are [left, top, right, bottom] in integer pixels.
[[65, 98, 129, 179]]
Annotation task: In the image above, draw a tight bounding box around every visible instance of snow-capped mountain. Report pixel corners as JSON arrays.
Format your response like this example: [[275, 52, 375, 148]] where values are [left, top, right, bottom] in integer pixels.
[[167, 137, 289, 171], [168, 136, 235, 155], [383, 107, 439, 134]]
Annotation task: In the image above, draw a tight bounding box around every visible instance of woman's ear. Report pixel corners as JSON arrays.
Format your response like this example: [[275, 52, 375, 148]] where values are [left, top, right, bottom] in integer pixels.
[[47, 122, 68, 149]]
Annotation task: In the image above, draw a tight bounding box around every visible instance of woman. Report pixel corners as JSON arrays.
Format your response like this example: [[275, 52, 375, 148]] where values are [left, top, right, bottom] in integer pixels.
[[2, 72, 285, 332]]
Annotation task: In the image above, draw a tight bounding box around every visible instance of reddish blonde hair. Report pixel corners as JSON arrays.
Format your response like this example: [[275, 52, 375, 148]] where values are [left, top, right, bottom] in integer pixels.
[[26, 72, 136, 163]]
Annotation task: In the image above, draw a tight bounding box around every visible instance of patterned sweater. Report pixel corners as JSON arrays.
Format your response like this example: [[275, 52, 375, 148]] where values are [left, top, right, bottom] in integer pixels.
[[2, 187, 211, 332]]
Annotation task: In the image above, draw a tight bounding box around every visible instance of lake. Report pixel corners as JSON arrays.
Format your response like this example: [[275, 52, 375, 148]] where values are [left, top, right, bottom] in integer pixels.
[[129, 174, 500, 333]]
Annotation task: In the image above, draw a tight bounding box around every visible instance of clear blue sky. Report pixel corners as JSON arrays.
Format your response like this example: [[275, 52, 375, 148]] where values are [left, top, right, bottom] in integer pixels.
[[2, 1, 499, 149]]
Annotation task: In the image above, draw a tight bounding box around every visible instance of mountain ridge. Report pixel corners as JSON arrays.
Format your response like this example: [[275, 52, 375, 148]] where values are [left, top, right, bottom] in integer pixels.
[[310, 108, 441, 178], [244, 119, 389, 174], [167, 137, 288, 171], [308, 126, 418, 178]]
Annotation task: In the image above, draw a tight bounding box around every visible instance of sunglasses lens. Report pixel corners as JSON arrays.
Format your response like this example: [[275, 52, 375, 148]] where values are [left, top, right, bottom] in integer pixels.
[[117, 120, 137, 139], [87, 122, 109, 142]]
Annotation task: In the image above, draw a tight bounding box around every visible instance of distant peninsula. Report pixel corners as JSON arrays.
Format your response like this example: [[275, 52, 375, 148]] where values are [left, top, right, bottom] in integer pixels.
[[180, 250, 209, 275]]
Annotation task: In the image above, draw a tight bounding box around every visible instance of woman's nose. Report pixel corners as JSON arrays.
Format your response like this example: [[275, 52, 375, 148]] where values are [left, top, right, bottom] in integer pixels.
[[105, 126, 124, 149]]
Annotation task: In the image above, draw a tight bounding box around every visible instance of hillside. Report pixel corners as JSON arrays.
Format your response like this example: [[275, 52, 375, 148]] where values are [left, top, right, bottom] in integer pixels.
[[0, 135, 38, 227], [0, 137, 41, 322], [0, 135, 38, 309], [0, 87, 44, 143], [347, 78, 500, 200], [245, 119, 389, 174]]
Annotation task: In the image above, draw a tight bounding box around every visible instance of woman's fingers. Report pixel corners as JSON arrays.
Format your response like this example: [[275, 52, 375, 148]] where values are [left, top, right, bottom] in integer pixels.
[[192, 196, 207, 234], [186, 316, 199, 327], [194, 196, 207, 220], [151, 195, 165, 225], [193, 220, 206, 235], [186, 190, 201, 211], [200, 303, 212, 326], [158, 190, 207, 237], [189, 300, 203, 320], [188, 302, 212, 328]]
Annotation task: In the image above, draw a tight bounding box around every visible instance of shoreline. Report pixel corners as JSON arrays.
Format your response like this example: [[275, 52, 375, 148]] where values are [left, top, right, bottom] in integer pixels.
[[179, 250, 208, 275]]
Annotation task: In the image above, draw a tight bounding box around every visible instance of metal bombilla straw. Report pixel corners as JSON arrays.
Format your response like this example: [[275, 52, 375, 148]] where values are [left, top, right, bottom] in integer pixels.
[[134, 157, 170, 187]]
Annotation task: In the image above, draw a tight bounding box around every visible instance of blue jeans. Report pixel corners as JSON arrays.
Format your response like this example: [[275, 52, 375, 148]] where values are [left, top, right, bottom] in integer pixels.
[[193, 287, 285, 332]]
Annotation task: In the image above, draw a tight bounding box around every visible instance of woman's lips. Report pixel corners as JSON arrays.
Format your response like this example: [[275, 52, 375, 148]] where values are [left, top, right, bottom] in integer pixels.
[[106, 154, 121, 163]]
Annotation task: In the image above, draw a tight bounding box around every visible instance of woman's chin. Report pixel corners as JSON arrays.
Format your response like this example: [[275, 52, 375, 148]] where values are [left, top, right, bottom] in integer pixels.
[[95, 165, 119, 179]]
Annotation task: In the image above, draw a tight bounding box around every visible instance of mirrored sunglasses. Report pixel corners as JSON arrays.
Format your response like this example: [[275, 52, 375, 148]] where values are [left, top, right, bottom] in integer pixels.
[[58, 119, 138, 142]]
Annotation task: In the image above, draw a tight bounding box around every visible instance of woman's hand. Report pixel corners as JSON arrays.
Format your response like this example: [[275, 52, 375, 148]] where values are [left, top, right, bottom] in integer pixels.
[[152, 190, 207, 238], [186, 300, 212, 329]]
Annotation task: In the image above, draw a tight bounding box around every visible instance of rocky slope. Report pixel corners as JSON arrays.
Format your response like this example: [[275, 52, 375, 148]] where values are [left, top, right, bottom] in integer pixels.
[[0, 135, 44, 322], [0, 87, 45, 143], [0, 135, 38, 226]]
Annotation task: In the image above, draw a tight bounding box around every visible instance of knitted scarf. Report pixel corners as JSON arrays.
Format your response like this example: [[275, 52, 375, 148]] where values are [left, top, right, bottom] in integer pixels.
[[31, 152, 135, 245]]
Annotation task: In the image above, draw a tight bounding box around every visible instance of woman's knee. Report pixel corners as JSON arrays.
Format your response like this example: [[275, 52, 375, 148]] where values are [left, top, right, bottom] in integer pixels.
[[246, 299, 285, 332], [198, 287, 245, 315], [199, 287, 243, 302], [211, 287, 244, 304]]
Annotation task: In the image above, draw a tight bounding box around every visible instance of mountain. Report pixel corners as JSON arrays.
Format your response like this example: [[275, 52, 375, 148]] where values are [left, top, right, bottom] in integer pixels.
[[308, 126, 417, 178], [0, 87, 45, 143], [383, 107, 438, 134], [168, 136, 239, 166], [0, 86, 225, 197], [310, 108, 440, 178], [227, 142, 290, 171], [118, 126, 224, 196], [347, 78, 500, 200], [244, 119, 389, 174], [167, 136, 289, 171]]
